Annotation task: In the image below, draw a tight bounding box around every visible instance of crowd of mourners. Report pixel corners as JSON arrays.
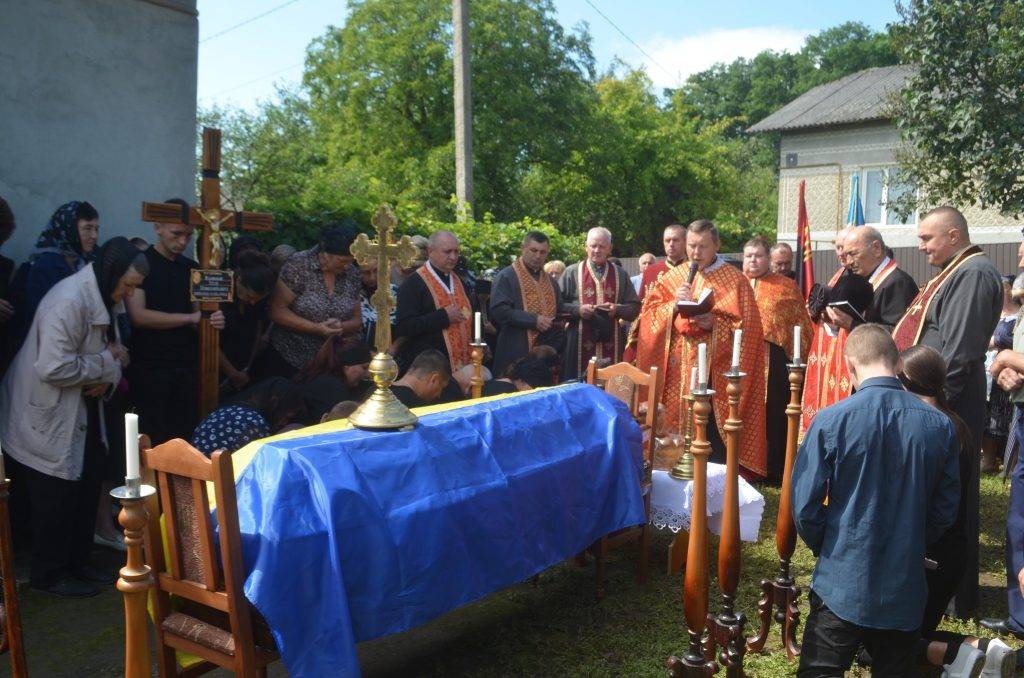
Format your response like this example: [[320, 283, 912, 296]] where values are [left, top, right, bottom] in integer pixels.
[[0, 198, 558, 599]]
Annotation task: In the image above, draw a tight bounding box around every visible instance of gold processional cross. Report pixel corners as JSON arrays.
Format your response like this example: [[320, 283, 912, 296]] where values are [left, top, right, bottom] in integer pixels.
[[348, 205, 421, 430]]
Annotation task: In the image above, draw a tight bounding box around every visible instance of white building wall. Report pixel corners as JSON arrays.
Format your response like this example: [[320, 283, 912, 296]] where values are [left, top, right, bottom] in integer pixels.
[[0, 0, 198, 265]]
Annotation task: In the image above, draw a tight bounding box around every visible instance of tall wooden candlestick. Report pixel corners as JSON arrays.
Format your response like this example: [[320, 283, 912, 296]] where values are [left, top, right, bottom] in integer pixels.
[[747, 362, 805, 659], [667, 387, 717, 677], [0, 478, 26, 677], [470, 341, 486, 398], [704, 368, 747, 676], [111, 479, 157, 678]]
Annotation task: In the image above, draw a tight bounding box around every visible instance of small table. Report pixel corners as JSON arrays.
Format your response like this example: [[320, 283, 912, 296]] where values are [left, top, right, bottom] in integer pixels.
[[650, 465, 765, 574]]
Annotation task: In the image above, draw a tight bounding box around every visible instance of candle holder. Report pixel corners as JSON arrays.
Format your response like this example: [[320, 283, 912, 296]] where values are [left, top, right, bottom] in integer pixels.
[[667, 386, 718, 677], [110, 479, 157, 678], [747, 362, 805, 660], [470, 341, 487, 398], [670, 391, 696, 480], [704, 368, 747, 676]]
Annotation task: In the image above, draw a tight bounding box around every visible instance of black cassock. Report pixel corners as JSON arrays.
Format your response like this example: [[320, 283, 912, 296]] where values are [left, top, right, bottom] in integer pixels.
[[488, 264, 564, 377], [865, 266, 918, 331]]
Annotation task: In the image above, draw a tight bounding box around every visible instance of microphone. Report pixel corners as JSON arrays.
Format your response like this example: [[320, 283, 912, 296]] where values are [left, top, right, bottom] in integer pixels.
[[687, 261, 698, 285]]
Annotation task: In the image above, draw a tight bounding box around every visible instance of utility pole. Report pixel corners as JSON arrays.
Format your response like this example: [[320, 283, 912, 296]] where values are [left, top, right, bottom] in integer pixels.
[[452, 0, 474, 220]]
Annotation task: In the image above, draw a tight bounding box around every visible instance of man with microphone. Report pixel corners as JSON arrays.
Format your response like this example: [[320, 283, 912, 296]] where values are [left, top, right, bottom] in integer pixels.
[[633, 219, 768, 478]]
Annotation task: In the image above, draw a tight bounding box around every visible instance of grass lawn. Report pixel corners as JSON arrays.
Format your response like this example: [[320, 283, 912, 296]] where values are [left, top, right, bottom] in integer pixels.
[[0, 474, 1016, 677]]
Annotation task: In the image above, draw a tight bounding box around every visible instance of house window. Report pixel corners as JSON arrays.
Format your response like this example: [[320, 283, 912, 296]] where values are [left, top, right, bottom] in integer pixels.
[[860, 167, 917, 227]]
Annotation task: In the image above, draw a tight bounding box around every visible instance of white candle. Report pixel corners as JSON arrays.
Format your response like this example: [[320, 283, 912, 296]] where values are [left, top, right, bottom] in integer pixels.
[[793, 325, 802, 363], [698, 343, 708, 388], [474, 311, 481, 343], [731, 329, 742, 369], [125, 413, 140, 481], [690, 366, 697, 393]]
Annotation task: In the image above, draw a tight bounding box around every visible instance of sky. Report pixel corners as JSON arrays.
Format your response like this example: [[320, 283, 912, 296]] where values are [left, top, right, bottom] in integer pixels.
[[196, 0, 903, 111]]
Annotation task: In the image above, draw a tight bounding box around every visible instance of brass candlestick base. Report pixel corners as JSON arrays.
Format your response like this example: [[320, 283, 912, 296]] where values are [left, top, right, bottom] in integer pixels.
[[670, 393, 697, 480], [110, 481, 157, 678], [470, 341, 486, 399], [350, 351, 418, 430]]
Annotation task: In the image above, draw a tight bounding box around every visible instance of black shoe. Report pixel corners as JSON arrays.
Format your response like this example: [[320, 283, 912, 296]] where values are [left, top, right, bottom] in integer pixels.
[[32, 576, 99, 599], [72, 564, 116, 586], [979, 617, 1024, 640]]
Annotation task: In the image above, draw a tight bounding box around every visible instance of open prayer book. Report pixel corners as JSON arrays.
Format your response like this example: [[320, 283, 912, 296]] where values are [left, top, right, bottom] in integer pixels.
[[676, 288, 714, 318]]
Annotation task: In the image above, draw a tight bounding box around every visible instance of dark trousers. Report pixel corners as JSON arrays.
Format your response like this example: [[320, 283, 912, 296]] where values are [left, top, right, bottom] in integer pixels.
[[764, 343, 790, 485], [14, 398, 106, 586], [797, 590, 918, 677], [1007, 409, 1024, 634], [950, 380, 984, 618], [129, 365, 198, 445]]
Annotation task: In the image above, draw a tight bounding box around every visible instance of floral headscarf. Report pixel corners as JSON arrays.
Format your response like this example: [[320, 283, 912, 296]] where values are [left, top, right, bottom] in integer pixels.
[[31, 201, 97, 265]]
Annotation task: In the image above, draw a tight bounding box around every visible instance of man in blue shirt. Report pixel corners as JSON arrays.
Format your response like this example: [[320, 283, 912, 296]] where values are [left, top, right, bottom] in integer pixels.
[[792, 323, 961, 676]]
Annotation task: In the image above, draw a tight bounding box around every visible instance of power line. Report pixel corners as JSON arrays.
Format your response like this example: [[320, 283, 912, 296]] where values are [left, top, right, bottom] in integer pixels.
[[582, 0, 676, 83], [200, 0, 304, 44], [211, 62, 304, 97]]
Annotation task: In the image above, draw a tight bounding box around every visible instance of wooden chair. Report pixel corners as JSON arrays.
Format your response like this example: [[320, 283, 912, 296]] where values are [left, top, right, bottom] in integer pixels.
[[141, 438, 278, 677], [584, 357, 663, 600]]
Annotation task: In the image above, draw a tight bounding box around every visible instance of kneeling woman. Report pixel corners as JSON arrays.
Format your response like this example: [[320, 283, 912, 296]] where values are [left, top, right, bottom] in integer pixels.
[[0, 238, 147, 598]]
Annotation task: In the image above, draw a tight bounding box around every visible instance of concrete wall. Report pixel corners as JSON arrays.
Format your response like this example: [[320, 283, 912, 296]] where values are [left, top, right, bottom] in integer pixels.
[[0, 0, 198, 265], [774, 122, 1023, 251]]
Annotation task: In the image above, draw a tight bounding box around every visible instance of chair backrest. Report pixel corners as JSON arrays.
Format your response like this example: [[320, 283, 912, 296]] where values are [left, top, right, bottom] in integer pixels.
[[585, 358, 663, 477], [141, 437, 257, 668]]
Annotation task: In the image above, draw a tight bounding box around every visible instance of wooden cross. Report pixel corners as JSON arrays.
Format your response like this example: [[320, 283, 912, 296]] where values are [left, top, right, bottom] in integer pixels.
[[350, 205, 419, 353], [140, 127, 274, 419]]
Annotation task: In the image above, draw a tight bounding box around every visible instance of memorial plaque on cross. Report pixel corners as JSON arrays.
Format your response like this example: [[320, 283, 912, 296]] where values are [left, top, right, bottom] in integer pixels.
[[140, 127, 274, 419]]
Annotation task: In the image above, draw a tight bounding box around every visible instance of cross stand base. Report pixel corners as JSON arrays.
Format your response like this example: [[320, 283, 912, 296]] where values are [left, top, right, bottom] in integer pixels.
[[667, 633, 718, 677], [746, 574, 801, 659], [704, 611, 747, 676]]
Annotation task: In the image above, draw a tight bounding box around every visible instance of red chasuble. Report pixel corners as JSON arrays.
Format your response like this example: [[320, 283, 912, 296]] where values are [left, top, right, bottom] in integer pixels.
[[416, 265, 473, 372], [634, 259, 767, 477], [624, 258, 683, 362], [574, 260, 622, 376], [749, 273, 813, 360], [800, 268, 850, 436]]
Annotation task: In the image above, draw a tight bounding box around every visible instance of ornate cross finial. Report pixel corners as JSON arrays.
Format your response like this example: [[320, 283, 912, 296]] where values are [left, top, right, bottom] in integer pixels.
[[351, 204, 419, 353]]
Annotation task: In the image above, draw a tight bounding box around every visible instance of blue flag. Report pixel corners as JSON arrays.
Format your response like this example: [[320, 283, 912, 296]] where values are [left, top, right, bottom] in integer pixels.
[[847, 174, 865, 227]]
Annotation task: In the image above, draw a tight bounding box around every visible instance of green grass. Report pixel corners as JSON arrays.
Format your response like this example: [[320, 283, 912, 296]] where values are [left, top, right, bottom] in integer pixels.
[[0, 475, 1016, 677]]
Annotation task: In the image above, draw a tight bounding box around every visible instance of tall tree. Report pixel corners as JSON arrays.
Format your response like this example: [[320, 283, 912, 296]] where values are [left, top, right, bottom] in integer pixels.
[[894, 0, 1024, 215]]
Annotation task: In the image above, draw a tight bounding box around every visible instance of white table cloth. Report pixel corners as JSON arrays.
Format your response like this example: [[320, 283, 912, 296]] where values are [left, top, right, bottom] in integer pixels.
[[650, 464, 766, 542]]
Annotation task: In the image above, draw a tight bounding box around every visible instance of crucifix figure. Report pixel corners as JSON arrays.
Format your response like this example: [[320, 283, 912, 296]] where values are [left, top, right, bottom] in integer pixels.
[[140, 127, 274, 419], [348, 205, 421, 430]]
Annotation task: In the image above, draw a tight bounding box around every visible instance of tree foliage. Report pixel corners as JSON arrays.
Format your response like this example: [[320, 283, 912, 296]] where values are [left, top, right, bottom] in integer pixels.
[[893, 0, 1024, 216], [202, 5, 897, 259]]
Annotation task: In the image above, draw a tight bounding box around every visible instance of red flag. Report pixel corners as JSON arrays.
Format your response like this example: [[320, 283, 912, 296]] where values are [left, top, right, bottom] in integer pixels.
[[796, 180, 815, 301]]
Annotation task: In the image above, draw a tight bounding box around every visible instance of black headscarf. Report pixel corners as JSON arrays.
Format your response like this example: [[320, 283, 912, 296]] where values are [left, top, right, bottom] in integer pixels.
[[93, 237, 149, 339], [228, 235, 262, 269]]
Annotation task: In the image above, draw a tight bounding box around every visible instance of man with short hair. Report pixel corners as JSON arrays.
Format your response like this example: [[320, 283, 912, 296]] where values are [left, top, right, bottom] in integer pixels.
[[801, 227, 857, 435], [633, 219, 767, 477], [770, 242, 795, 279], [559, 227, 640, 381], [793, 324, 960, 677], [894, 206, 1002, 618], [632, 252, 656, 293], [489, 231, 564, 376], [743, 236, 811, 482], [126, 200, 225, 444], [624, 224, 687, 362], [389, 349, 452, 408], [827, 226, 917, 332], [395, 230, 474, 375]]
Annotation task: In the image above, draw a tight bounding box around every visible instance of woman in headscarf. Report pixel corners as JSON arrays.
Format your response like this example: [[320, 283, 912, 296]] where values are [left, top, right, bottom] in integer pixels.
[[192, 377, 306, 457], [0, 237, 147, 599], [14, 201, 100, 341]]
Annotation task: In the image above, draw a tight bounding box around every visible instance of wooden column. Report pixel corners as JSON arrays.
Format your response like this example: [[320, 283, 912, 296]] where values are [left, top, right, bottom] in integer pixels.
[[470, 342, 486, 398], [667, 388, 717, 677], [0, 479, 26, 678], [112, 484, 157, 678], [747, 362, 804, 659], [197, 127, 222, 419], [704, 369, 746, 675]]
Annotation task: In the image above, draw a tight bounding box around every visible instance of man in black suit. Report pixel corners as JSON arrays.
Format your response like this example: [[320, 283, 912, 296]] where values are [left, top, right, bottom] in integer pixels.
[[829, 226, 918, 332]]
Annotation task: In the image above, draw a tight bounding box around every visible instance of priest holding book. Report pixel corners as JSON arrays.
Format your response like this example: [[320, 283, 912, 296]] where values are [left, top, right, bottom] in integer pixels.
[[634, 219, 767, 478]]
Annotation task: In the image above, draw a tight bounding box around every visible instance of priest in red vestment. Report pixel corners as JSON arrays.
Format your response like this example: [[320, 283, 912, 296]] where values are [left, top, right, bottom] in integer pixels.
[[634, 219, 767, 478], [624, 223, 687, 362], [743, 237, 812, 483]]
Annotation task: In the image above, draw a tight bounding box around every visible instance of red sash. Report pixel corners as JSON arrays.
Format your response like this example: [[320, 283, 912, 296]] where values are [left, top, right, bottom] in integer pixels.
[[892, 246, 984, 351], [513, 258, 556, 351], [576, 260, 620, 375], [417, 265, 472, 371]]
